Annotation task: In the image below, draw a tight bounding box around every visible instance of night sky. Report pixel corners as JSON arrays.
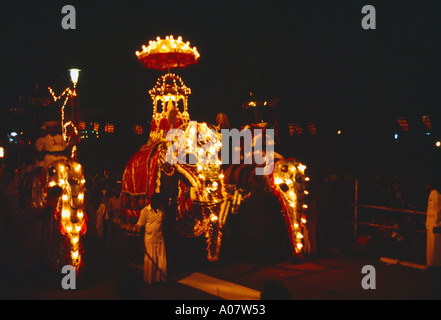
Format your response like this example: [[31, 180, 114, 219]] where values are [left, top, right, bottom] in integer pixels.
[[2, 0, 439, 123], [1, 0, 440, 174]]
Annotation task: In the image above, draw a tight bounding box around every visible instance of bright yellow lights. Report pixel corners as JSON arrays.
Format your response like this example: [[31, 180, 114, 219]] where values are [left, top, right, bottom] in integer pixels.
[[0, 147, 4, 158], [274, 177, 283, 184], [51, 160, 87, 271], [272, 159, 310, 257], [436, 141, 441, 147], [136, 35, 200, 59], [62, 209, 70, 219]]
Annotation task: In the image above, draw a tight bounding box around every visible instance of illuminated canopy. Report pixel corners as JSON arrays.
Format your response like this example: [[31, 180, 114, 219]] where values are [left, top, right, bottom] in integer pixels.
[[136, 35, 200, 71]]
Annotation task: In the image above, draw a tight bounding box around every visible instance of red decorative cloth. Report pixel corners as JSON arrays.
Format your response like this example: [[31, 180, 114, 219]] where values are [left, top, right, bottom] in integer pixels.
[[121, 143, 160, 219]]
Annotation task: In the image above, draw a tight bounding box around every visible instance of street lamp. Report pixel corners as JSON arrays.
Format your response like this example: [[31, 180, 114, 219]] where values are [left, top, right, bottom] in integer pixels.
[[69, 68, 81, 87], [68, 68, 81, 152]]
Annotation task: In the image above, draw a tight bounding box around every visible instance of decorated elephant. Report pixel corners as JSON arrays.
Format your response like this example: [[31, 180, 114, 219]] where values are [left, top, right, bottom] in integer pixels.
[[29, 159, 87, 271], [121, 121, 233, 262], [220, 123, 309, 259]]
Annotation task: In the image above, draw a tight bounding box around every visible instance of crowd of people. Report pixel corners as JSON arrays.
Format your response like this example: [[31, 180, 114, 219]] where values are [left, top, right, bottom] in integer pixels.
[[0, 116, 440, 299]]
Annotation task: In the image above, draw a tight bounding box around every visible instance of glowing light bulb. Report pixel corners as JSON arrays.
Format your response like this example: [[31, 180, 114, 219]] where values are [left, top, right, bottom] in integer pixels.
[[301, 218, 307, 224], [72, 237, 79, 244], [303, 204, 308, 209], [62, 194, 68, 201], [69, 69, 81, 85], [274, 177, 283, 184], [62, 209, 70, 219], [77, 210, 83, 219], [72, 250, 79, 260]]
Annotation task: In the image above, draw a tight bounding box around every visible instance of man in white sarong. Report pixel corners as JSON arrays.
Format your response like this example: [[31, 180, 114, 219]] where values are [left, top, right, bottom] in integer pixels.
[[136, 193, 167, 284], [426, 180, 441, 268]]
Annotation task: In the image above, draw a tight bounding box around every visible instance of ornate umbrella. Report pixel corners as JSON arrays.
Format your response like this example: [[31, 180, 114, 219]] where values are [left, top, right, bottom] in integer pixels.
[[135, 35, 200, 71]]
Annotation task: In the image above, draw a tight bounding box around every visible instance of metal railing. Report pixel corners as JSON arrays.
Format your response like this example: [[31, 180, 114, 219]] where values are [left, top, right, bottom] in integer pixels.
[[330, 178, 427, 246]]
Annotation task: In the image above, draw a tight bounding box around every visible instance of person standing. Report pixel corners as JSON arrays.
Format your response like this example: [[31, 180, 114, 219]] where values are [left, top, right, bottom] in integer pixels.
[[35, 121, 68, 167], [425, 178, 441, 268], [108, 183, 122, 222], [136, 193, 167, 284]]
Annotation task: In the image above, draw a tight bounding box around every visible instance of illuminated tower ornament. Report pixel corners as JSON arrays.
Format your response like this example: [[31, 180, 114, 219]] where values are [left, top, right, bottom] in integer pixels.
[[136, 35, 200, 136], [149, 73, 191, 132]]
